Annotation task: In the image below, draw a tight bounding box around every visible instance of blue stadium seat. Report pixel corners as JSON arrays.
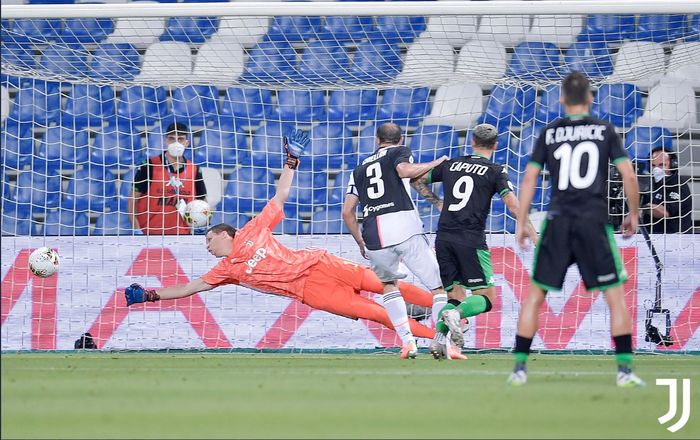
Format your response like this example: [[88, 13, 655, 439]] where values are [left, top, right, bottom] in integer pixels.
[[348, 40, 402, 84], [193, 121, 250, 168], [563, 41, 613, 79], [377, 88, 431, 127], [1, 201, 32, 236], [592, 83, 643, 129], [116, 167, 136, 209], [577, 14, 636, 42], [272, 217, 307, 235], [116, 86, 169, 127], [1, 43, 36, 87], [420, 211, 440, 234], [328, 169, 353, 205], [357, 124, 380, 158], [208, 211, 250, 229], [317, 15, 374, 44], [285, 170, 328, 217], [93, 211, 139, 235], [478, 84, 536, 130], [507, 42, 562, 81], [220, 88, 273, 127], [36, 125, 90, 171], [42, 208, 90, 236], [13, 169, 62, 214], [372, 15, 426, 44], [307, 123, 354, 171], [9, 19, 62, 43], [272, 90, 326, 124], [89, 43, 140, 81], [1, 122, 34, 170], [90, 124, 143, 168], [60, 16, 115, 45], [410, 124, 459, 163], [251, 122, 294, 169], [62, 166, 117, 212], [222, 166, 275, 213], [636, 14, 689, 42], [239, 40, 296, 84], [171, 85, 219, 127], [266, 15, 322, 42], [689, 15, 700, 41], [534, 85, 565, 126], [465, 129, 516, 166], [62, 84, 116, 128], [8, 80, 61, 125], [160, 16, 219, 44], [624, 126, 673, 172], [309, 207, 347, 234], [291, 40, 351, 85], [517, 123, 543, 159], [327, 89, 379, 125]]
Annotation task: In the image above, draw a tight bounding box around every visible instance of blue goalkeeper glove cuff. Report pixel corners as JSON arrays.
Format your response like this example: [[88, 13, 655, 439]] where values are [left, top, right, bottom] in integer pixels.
[[125, 283, 160, 306]]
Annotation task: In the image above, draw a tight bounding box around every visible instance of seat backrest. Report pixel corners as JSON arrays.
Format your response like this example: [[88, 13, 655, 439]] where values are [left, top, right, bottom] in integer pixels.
[[375, 15, 426, 43], [136, 41, 192, 83], [535, 85, 565, 125], [43, 209, 90, 236], [161, 15, 218, 44], [240, 40, 296, 83], [106, 3, 166, 47], [377, 87, 431, 125], [423, 15, 478, 47], [327, 89, 379, 123], [563, 41, 613, 79], [409, 124, 459, 160], [199, 166, 222, 208], [116, 85, 168, 121], [10, 18, 61, 42], [14, 170, 62, 209], [211, 16, 268, 46], [623, 126, 673, 166], [39, 44, 88, 76], [1, 43, 36, 70], [94, 211, 134, 235], [274, 90, 326, 123], [1, 86, 9, 123], [527, 14, 584, 46], [64, 84, 116, 119], [636, 14, 689, 42], [396, 37, 455, 86], [294, 40, 351, 84], [507, 41, 562, 80], [481, 84, 536, 128], [90, 42, 140, 81], [422, 82, 483, 130], [608, 41, 665, 86], [578, 14, 635, 42], [225, 166, 274, 200], [455, 40, 506, 82], [267, 15, 322, 42], [477, 14, 530, 46], [349, 40, 402, 84], [310, 208, 346, 234], [320, 15, 374, 43], [61, 16, 115, 44], [666, 42, 700, 80], [192, 40, 245, 86], [591, 83, 643, 128], [638, 79, 697, 128], [171, 85, 219, 121], [38, 125, 90, 166], [221, 87, 273, 123], [9, 80, 61, 124]]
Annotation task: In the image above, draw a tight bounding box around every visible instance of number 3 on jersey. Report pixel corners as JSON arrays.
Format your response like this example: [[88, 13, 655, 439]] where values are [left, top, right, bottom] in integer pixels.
[[448, 176, 474, 211], [553, 141, 599, 190], [366, 162, 385, 199]]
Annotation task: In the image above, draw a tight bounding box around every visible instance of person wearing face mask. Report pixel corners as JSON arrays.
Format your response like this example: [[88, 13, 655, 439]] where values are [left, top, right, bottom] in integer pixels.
[[643, 147, 693, 234], [128, 122, 208, 235]]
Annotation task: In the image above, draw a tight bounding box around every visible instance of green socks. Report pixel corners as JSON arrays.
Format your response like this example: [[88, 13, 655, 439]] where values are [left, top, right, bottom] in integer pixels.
[[457, 294, 489, 318], [435, 303, 456, 335]]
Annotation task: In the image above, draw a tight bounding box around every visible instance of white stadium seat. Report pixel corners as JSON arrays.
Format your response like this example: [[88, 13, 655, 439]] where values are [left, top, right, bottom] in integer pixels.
[[1, 86, 10, 123], [665, 42, 700, 89], [527, 14, 584, 47], [201, 167, 223, 209], [606, 41, 665, 88], [423, 15, 478, 47], [211, 16, 269, 47], [422, 82, 483, 130], [636, 79, 698, 131], [455, 40, 507, 85], [135, 41, 192, 84], [476, 14, 530, 47], [192, 41, 245, 87], [104, 2, 165, 48], [394, 37, 455, 87]]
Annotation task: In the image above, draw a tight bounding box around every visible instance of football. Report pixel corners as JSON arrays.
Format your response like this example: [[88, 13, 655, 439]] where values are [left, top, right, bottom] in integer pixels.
[[184, 199, 212, 229], [28, 247, 60, 278]]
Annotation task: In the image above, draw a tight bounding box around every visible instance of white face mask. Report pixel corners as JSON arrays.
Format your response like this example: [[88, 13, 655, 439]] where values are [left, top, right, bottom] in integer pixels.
[[652, 166, 666, 183], [167, 141, 186, 158]]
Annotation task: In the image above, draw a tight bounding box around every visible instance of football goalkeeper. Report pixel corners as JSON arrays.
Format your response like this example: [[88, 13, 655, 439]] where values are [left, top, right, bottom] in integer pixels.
[[124, 129, 437, 350]]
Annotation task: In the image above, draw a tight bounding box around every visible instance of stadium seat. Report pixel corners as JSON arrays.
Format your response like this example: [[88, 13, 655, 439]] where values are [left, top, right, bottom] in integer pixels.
[[328, 169, 353, 205], [477, 14, 530, 46], [507, 42, 563, 81], [93, 211, 139, 235], [606, 41, 665, 88], [376, 87, 431, 127], [486, 211, 516, 234], [409, 124, 460, 163], [136, 41, 193, 84], [208, 210, 250, 229], [347, 40, 402, 84], [251, 122, 294, 169], [422, 15, 478, 48], [534, 85, 565, 126], [454, 40, 507, 85], [577, 14, 636, 42], [62, 84, 116, 128], [528, 14, 584, 47], [1, 122, 34, 170], [665, 42, 700, 88], [36, 125, 90, 171], [90, 123, 144, 167], [394, 37, 455, 87], [89, 42, 141, 81], [285, 171, 328, 216], [317, 15, 374, 44], [636, 80, 698, 131], [356, 123, 382, 158], [160, 15, 219, 44], [372, 15, 426, 44], [307, 123, 354, 171], [689, 15, 700, 41], [220, 88, 273, 127], [623, 126, 673, 172], [193, 121, 250, 169], [116, 85, 169, 127], [239, 40, 296, 84], [211, 16, 268, 47], [420, 211, 440, 233], [1, 86, 9, 123], [116, 167, 136, 209], [105, 13, 166, 47], [42, 208, 90, 236], [13, 169, 62, 214], [636, 14, 689, 43], [272, 217, 307, 235], [170, 85, 219, 127], [517, 123, 542, 158], [9, 18, 62, 43], [591, 83, 643, 129], [266, 15, 322, 42], [1, 201, 32, 236], [292, 40, 351, 85], [421, 82, 483, 130], [327, 89, 379, 125], [191, 41, 245, 87], [478, 84, 536, 130], [60, 16, 115, 45], [39, 44, 88, 77], [272, 90, 326, 124], [8, 80, 61, 125], [563, 41, 613, 79], [222, 166, 275, 213], [1, 43, 36, 87], [309, 207, 347, 234], [61, 166, 118, 212]]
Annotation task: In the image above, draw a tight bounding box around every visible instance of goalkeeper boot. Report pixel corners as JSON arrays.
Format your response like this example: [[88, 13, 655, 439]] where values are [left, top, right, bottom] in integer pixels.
[[441, 309, 464, 348], [400, 340, 418, 359], [616, 371, 646, 388], [429, 332, 447, 360], [507, 363, 528, 386]]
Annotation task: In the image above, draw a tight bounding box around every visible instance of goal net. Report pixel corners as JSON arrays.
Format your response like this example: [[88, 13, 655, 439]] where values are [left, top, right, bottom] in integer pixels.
[[1, 1, 699, 352]]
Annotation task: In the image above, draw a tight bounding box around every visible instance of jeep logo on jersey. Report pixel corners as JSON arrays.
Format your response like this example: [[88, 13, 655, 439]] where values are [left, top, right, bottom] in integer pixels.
[[245, 248, 267, 274]]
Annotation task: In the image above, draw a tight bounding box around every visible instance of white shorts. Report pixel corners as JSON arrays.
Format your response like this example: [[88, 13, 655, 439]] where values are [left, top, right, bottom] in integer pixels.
[[366, 234, 443, 290]]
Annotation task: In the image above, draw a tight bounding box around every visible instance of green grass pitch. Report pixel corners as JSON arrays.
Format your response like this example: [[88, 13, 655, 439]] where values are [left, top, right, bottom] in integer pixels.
[[2, 353, 699, 439]]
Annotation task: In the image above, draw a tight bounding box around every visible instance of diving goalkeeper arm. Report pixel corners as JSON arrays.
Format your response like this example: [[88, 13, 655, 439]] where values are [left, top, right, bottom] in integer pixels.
[[124, 278, 214, 306]]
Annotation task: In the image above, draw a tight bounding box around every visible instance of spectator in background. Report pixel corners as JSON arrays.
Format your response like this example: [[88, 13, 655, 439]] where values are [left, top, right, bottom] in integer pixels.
[[128, 122, 207, 235], [643, 146, 693, 234]]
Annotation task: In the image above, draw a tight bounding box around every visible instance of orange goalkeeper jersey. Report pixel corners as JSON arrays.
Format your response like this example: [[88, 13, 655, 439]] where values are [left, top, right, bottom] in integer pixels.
[[201, 200, 326, 300]]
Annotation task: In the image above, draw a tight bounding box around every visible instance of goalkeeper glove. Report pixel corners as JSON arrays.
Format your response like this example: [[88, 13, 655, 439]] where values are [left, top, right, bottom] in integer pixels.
[[283, 129, 310, 170], [124, 283, 160, 306]]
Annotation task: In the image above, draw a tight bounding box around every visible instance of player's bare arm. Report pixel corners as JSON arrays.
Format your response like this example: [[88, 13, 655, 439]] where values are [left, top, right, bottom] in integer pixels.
[[124, 278, 214, 306], [410, 174, 443, 211], [396, 156, 449, 179], [503, 191, 537, 241], [342, 193, 368, 259], [515, 163, 541, 249], [272, 129, 310, 210], [615, 158, 640, 238]]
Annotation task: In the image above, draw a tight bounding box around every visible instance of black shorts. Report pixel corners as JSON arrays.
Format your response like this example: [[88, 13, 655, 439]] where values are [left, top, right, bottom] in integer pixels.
[[435, 239, 494, 291], [532, 215, 628, 292]]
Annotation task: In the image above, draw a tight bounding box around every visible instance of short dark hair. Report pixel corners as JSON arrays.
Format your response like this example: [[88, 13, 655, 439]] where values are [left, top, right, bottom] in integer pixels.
[[561, 71, 590, 106], [166, 122, 189, 138], [376, 123, 402, 145], [206, 223, 236, 238], [472, 123, 498, 150]]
